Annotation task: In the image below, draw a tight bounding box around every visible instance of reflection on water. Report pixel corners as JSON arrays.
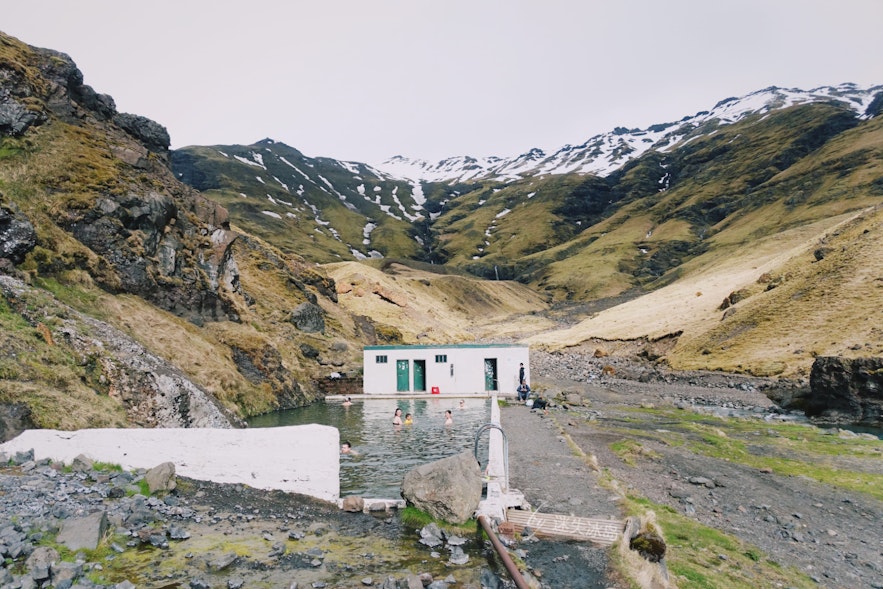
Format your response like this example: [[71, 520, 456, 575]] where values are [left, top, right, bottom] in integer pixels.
[[247, 398, 491, 498]]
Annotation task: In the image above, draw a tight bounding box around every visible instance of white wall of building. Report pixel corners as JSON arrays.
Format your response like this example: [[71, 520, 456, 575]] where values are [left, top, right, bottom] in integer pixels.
[[0, 425, 340, 503], [363, 344, 529, 395]]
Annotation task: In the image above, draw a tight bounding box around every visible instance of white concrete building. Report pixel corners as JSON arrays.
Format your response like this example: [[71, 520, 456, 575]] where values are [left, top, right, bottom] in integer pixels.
[[362, 344, 529, 395]]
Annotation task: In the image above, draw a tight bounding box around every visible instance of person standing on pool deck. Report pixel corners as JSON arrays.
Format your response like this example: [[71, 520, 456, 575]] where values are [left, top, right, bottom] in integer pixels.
[[444, 409, 453, 426], [392, 407, 403, 425], [519, 362, 525, 385]]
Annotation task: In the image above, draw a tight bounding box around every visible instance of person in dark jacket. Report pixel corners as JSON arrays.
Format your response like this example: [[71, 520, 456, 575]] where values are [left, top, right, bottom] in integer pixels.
[[516, 380, 531, 403]]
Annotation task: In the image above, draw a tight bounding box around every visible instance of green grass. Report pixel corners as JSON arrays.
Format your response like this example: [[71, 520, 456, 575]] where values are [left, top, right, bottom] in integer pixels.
[[610, 438, 662, 466], [604, 406, 883, 501]]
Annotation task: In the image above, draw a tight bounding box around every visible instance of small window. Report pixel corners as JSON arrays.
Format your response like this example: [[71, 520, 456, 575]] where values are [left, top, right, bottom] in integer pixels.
[[435, 354, 447, 363], [376, 355, 388, 364]]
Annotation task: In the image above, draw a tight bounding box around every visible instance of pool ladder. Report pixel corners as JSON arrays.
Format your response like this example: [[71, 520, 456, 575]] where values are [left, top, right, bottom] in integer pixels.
[[473, 423, 509, 493]]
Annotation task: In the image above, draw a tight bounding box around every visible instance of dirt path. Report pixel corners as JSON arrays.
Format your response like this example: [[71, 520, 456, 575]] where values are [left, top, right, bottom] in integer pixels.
[[500, 403, 620, 588]]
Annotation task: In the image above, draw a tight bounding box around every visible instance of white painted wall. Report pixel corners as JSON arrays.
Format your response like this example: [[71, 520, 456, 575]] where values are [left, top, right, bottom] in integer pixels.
[[363, 345, 529, 395], [0, 425, 340, 503]]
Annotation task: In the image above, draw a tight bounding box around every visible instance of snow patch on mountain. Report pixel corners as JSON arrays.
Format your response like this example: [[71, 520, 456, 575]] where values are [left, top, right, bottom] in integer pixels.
[[374, 83, 882, 183]]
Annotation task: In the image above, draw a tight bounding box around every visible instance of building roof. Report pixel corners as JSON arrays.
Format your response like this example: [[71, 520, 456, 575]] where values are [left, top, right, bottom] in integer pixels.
[[364, 343, 527, 351]]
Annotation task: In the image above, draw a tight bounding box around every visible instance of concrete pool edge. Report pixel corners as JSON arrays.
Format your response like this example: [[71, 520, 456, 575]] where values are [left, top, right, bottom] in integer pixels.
[[476, 394, 527, 522]]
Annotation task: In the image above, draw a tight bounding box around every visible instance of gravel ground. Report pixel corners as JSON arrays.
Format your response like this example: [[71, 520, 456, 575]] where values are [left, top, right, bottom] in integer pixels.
[[520, 349, 883, 589]]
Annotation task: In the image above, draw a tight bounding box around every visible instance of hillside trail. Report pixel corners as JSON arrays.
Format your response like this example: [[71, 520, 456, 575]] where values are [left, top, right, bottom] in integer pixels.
[[499, 403, 622, 588]]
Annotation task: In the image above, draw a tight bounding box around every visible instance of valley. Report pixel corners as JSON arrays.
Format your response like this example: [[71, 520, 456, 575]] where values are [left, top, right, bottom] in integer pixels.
[[0, 28, 881, 589]]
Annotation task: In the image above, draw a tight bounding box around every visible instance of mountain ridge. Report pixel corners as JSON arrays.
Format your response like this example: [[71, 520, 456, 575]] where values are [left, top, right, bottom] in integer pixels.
[[375, 83, 883, 183]]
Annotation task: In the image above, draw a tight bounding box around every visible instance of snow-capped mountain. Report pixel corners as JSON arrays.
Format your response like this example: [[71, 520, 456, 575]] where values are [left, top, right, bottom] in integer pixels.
[[375, 83, 882, 184]]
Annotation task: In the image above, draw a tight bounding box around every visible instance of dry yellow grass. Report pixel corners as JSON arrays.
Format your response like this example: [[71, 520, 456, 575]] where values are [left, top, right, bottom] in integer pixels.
[[324, 261, 553, 342], [524, 206, 882, 376]]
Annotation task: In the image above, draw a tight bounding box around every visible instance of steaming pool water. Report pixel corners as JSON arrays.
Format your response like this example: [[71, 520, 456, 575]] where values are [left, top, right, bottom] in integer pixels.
[[247, 397, 492, 498]]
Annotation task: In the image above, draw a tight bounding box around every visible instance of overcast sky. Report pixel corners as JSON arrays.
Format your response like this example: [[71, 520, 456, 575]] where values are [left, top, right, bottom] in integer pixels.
[[4, 1, 882, 164]]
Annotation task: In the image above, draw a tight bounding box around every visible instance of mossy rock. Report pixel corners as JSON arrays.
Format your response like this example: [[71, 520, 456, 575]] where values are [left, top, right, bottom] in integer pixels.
[[629, 531, 666, 563]]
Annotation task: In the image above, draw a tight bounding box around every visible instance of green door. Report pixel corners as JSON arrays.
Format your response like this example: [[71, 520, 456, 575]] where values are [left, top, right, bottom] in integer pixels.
[[413, 360, 426, 392], [484, 358, 498, 391], [396, 360, 410, 392]]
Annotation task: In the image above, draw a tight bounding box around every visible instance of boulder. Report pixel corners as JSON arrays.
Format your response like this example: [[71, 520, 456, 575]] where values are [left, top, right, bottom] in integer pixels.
[[25, 546, 58, 582], [145, 462, 177, 493], [341, 496, 365, 513], [56, 511, 108, 551], [807, 356, 883, 426], [70, 454, 94, 472], [401, 451, 482, 524], [290, 302, 325, 333], [0, 402, 36, 443], [114, 113, 171, 154]]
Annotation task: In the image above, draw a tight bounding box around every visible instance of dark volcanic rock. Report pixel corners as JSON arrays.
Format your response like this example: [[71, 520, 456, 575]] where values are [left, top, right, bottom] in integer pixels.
[[114, 113, 171, 154], [807, 356, 883, 426], [290, 302, 325, 333], [0, 204, 36, 264], [0, 403, 36, 443], [0, 97, 43, 136]]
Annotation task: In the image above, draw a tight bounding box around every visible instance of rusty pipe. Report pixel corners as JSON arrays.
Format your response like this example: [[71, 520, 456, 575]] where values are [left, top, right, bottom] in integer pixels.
[[478, 514, 530, 589]]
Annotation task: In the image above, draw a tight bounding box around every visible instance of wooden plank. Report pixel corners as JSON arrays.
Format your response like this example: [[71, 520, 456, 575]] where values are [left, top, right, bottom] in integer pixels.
[[506, 509, 623, 546]]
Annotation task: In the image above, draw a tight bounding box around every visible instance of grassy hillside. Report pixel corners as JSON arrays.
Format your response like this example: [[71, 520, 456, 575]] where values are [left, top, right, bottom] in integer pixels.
[[0, 33, 378, 428], [172, 142, 425, 263], [324, 259, 553, 343], [525, 207, 882, 377]]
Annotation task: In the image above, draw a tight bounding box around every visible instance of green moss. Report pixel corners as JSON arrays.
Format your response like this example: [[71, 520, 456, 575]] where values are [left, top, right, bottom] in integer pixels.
[[400, 506, 476, 534]]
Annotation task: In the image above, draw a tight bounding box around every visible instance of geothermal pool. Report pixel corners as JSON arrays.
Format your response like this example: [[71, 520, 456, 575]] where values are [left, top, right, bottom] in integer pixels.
[[247, 397, 492, 498]]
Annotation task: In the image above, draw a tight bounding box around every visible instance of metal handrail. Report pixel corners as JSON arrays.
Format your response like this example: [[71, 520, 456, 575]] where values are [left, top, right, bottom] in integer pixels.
[[473, 422, 508, 492]]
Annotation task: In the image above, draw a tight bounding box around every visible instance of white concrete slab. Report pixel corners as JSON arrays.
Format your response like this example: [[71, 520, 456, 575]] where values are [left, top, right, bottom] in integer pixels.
[[1, 425, 340, 503]]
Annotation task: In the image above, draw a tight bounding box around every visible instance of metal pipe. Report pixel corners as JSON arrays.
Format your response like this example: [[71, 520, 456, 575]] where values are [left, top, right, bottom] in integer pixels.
[[478, 515, 530, 589]]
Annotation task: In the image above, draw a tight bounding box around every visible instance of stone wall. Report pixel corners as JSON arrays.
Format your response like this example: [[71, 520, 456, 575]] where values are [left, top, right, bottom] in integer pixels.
[[317, 377, 363, 397]]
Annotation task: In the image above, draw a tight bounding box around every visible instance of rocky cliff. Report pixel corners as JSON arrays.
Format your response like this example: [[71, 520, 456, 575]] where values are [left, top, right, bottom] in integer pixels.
[[0, 32, 372, 435], [807, 356, 883, 426], [0, 35, 240, 324]]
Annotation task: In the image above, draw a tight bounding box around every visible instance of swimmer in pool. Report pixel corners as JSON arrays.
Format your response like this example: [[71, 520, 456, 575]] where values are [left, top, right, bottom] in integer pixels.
[[341, 441, 359, 455], [342, 396, 352, 407], [444, 409, 453, 426], [392, 407, 403, 425], [404, 413, 413, 425]]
